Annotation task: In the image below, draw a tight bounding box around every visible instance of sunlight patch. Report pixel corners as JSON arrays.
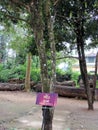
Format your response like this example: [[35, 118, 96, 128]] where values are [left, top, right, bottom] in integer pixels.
[[27, 121, 41, 126], [20, 119, 28, 123]]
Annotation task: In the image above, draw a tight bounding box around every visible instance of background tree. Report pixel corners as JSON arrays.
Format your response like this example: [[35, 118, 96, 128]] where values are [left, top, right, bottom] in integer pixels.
[[54, 0, 98, 110]]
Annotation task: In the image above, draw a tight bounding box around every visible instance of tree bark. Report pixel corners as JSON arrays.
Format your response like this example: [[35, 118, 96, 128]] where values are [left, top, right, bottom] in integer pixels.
[[29, 1, 55, 130], [41, 106, 54, 130], [0, 83, 24, 91], [75, 0, 93, 110], [55, 85, 87, 98], [92, 52, 98, 103], [41, 1, 56, 130], [25, 53, 32, 92]]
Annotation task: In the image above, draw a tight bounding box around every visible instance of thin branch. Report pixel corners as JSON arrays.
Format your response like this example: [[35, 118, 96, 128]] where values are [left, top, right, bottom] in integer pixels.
[[54, 0, 60, 6], [1, 10, 30, 24], [56, 14, 79, 37], [10, 0, 30, 12], [56, 14, 73, 27], [56, 56, 79, 60], [10, 0, 29, 11]]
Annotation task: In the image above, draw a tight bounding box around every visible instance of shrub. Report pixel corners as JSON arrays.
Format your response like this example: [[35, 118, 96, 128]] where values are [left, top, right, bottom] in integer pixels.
[[11, 65, 26, 79], [0, 64, 26, 82], [0, 69, 11, 82], [0, 64, 3, 71], [71, 71, 80, 87], [56, 68, 72, 82], [0, 63, 41, 83], [31, 68, 40, 82]]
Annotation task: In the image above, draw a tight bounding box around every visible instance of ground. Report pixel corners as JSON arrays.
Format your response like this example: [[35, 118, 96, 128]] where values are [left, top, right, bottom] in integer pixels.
[[0, 91, 98, 130]]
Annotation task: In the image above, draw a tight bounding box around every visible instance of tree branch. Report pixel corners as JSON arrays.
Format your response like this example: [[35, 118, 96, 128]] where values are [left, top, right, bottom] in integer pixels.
[[54, 0, 60, 6], [10, 0, 29, 10], [56, 56, 79, 60], [56, 14, 73, 27], [8, 0, 31, 14], [1, 10, 30, 24]]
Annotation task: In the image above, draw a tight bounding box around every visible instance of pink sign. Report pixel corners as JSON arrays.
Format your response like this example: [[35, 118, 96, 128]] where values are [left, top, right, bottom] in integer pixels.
[[36, 93, 58, 106]]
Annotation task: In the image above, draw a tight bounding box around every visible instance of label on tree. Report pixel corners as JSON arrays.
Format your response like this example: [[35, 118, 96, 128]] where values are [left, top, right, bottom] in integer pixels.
[[36, 92, 58, 106]]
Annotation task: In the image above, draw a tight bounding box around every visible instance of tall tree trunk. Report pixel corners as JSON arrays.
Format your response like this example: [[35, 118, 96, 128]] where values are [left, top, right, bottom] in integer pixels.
[[49, 15, 56, 93], [92, 52, 98, 103], [30, 1, 56, 129], [77, 35, 93, 110], [41, 1, 56, 130], [75, 0, 93, 110], [25, 53, 32, 92], [44, 0, 56, 92]]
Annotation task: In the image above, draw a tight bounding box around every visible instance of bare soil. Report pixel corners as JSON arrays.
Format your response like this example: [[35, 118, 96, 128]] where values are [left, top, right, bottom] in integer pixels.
[[0, 91, 98, 130]]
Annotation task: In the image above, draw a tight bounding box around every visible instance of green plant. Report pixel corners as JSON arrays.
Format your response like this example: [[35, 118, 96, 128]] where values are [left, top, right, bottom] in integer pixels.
[[0, 62, 41, 83], [0, 64, 3, 71], [0, 63, 26, 82], [56, 68, 66, 75], [96, 81, 98, 88], [7, 64, 26, 80], [71, 71, 80, 87], [31, 68, 40, 82], [0, 69, 11, 82]]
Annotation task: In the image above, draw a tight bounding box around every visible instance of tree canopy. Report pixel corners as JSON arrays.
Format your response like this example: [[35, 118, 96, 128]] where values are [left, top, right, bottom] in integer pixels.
[[54, 0, 98, 52]]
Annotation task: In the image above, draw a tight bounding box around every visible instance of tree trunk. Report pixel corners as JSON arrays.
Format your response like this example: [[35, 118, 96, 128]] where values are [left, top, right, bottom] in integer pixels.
[[0, 83, 24, 91], [29, 1, 56, 129], [76, 30, 93, 110], [55, 85, 87, 98], [92, 52, 98, 103], [25, 53, 32, 92], [49, 16, 56, 93], [75, 0, 93, 110], [41, 1, 56, 130], [30, 1, 52, 130], [41, 106, 54, 130]]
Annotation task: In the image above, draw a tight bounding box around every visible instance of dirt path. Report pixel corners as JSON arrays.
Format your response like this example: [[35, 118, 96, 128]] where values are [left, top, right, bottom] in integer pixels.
[[0, 91, 98, 130]]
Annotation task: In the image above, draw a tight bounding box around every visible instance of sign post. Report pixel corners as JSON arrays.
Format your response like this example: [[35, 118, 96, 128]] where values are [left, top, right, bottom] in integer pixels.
[[36, 92, 58, 130]]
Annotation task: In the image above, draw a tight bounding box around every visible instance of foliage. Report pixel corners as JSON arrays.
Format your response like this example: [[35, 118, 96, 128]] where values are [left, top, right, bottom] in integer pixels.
[[71, 71, 80, 87], [56, 54, 76, 81], [30, 56, 40, 82], [0, 35, 7, 63], [96, 81, 98, 88], [0, 69, 11, 82], [0, 64, 3, 71], [56, 68, 66, 75], [12, 65, 26, 79], [7, 24, 34, 64], [54, 0, 98, 109], [31, 68, 40, 82], [71, 71, 80, 81], [0, 63, 40, 82], [54, 0, 98, 51], [56, 67, 80, 83], [0, 64, 26, 82], [1, 21, 37, 64], [56, 67, 72, 82]]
